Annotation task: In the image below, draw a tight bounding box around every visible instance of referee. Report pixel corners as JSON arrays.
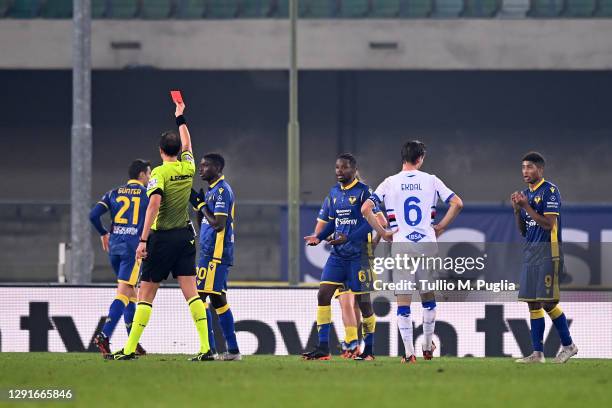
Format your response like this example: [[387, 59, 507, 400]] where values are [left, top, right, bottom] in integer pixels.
[[108, 99, 212, 361]]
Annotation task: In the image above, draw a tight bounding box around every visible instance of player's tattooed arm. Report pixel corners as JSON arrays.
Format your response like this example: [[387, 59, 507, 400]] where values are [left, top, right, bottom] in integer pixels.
[[511, 192, 527, 236], [513, 191, 555, 230]]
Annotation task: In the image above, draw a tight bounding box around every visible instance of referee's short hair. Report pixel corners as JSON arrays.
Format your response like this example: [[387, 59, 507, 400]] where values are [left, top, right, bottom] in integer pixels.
[[402, 140, 426, 164], [128, 159, 151, 179], [160, 130, 181, 157], [522, 151, 546, 168], [203, 153, 225, 172]]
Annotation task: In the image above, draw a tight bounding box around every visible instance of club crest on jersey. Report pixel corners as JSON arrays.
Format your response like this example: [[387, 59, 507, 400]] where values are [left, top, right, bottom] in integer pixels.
[[348, 196, 357, 205], [219, 188, 224, 194], [534, 196, 542, 204], [406, 232, 425, 242], [550, 187, 555, 193]]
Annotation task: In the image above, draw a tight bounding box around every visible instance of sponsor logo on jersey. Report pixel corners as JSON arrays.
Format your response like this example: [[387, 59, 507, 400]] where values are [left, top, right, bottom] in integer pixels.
[[406, 231, 425, 242], [336, 218, 358, 226], [170, 175, 192, 181]]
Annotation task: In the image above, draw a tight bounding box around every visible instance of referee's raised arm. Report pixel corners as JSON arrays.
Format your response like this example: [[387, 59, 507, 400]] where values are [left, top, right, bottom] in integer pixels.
[[174, 102, 192, 154]]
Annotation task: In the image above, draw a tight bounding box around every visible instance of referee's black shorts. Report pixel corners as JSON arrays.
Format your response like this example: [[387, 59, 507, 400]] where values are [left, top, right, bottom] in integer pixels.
[[141, 227, 196, 283]]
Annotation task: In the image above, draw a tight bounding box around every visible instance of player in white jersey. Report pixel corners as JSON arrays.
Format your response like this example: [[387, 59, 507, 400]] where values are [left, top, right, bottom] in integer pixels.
[[362, 141, 463, 364]]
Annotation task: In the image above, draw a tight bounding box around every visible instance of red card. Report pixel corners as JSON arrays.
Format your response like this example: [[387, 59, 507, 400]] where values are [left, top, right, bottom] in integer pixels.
[[170, 90, 183, 104]]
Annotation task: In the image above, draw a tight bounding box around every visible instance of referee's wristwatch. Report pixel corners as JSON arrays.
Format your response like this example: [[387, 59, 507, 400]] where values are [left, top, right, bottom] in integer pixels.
[[139, 238, 148, 243]]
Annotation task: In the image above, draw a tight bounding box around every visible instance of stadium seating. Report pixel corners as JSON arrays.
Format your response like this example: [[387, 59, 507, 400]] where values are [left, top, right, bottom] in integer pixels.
[[141, 0, 173, 19], [176, 0, 205, 18], [432, 0, 464, 17], [370, 0, 401, 17], [595, 0, 612, 16], [206, 0, 239, 18], [498, 0, 529, 17], [8, 0, 40, 18], [0, 0, 10, 16], [564, 0, 596, 16], [241, 0, 272, 17], [339, 0, 370, 17], [92, 0, 108, 18], [40, 0, 72, 18], [273, 0, 325, 18], [108, 0, 139, 18], [462, 0, 500, 16], [2, 0, 612, 19], [527, 0, 563, 16], [399, 0, 433, 17], [302, 0, 338, 17]]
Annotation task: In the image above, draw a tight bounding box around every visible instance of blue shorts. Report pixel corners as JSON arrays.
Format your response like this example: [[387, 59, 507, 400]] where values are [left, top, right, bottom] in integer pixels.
[[518, 258, 562, 302], [110, 253, 141, 286], [197, 257, 230, 295], [321, 255, 372, 294]]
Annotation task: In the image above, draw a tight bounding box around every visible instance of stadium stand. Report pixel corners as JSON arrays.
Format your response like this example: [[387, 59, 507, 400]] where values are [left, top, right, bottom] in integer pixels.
[[1, 0, 612, 18], [564, 0, 596, 16], [141, 0, 173, 19], [462, 0, 501, 16], [40, 0, 72, 18], [241, 0, 272, 17], [498, 0, 529, 16], [432, 0, 465, 16], [207, 0, 239, 18], [176, 0, 205, 18], [595, 0, 612, 15], [8, 0, 40, 18], [108, 0, 139, 18], [527, 0, 564, 16], [0, 0, 10, 16], [92, 0, 107, 17], [339, 0, 370, 17], [370, 0, 401, 17], [302, 0, 338, 18], [400, 0, 433, 16]]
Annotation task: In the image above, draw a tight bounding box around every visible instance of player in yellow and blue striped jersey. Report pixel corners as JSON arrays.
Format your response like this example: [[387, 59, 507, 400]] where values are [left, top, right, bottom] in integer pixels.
[[190, 153, 240, 361], [512, 152, 578, 364], [89, 159, 150, 356]]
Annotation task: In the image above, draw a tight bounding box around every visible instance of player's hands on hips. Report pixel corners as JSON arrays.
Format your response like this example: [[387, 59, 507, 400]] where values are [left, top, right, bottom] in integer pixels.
[[100, 233, 109, 252], [136, 241, 148, 259], [175, 101, 186, 117], [433, 224, 445, 238], [304, 235, 321, 246], [327, 233, 347, 246]]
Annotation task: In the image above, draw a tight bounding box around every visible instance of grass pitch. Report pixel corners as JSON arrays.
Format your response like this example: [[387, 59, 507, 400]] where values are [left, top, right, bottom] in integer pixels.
[[1, 354, 611, 407]]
